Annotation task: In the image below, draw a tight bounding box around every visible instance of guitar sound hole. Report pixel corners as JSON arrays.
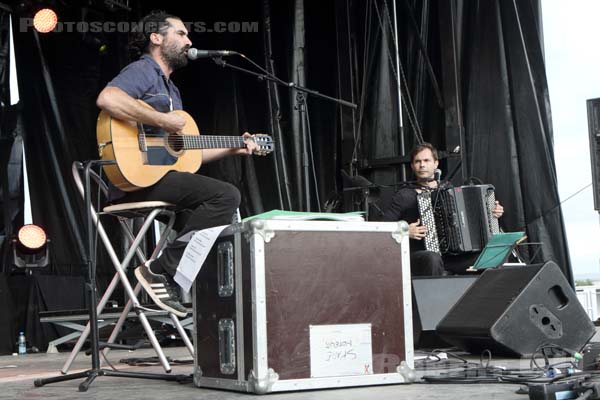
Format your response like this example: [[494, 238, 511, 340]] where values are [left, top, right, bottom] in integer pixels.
[[168, 133, 184, 152]]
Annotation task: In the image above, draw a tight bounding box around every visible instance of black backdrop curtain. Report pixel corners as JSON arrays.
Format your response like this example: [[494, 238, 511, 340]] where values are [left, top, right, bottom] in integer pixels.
[[462, 0, 570, 279], [4, 0, 572, 283], [340, 0, 571, 281]]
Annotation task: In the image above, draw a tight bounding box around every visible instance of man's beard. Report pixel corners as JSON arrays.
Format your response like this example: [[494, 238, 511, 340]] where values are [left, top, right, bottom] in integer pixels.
[[161, 41, 189, 70]]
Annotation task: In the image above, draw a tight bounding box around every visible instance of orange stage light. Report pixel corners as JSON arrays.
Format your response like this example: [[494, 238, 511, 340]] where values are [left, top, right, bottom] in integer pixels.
[[33, 8, 58, 33]]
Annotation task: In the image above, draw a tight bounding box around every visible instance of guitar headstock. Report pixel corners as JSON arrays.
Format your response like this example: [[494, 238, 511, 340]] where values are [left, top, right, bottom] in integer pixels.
[[250, 134, 275, 156]]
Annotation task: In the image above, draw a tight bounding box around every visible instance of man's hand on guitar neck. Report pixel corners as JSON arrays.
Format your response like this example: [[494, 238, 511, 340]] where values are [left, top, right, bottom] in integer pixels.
[[235, 132, 258, 155], [202, 132, 260, 162]]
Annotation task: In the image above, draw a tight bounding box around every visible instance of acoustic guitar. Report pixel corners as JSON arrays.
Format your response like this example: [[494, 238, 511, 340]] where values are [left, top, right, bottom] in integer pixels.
[[96, 101, 274, 192]]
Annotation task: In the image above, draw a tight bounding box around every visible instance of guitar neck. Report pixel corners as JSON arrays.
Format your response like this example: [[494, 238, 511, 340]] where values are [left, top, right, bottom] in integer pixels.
[[181, 135, 246, 150]]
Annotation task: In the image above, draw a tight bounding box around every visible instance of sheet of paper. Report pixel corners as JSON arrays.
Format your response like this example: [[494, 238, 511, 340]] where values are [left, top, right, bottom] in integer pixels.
[[174, 225, 228, 293], [309, 323, 373, 378]]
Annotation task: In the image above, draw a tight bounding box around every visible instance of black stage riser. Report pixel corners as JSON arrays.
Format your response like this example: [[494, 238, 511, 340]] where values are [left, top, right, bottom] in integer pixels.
[[412, 274, 479, 348]]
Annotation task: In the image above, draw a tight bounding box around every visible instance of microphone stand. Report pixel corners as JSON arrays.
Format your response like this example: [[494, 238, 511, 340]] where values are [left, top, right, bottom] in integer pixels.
[[209, 56, 357, 212]]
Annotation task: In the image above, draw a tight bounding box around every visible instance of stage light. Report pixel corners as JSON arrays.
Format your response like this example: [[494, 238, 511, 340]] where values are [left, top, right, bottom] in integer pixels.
[[18, 224, 46, 250], [12, 224, 50, 268], [33, 8, 58, 33]]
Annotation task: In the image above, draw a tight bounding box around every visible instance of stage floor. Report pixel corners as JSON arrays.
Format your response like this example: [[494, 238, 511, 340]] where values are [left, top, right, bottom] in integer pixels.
[[0, 346, 555, 400]]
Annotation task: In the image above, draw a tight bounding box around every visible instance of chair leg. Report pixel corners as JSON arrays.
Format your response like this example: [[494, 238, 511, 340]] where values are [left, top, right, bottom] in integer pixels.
[[119, 213, 195, 357], [170, 313, 194, 356], [101, 285, 140, 359], [95, 208, 191, 371], [98, 281, 174, 373], [98, 212, 174, 372], [100, 283, 175, 372], [62, 209, 175, 374]]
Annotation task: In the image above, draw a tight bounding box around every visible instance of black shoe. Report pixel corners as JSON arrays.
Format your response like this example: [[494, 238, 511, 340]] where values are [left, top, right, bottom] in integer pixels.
[[134, 264, 187, 318]]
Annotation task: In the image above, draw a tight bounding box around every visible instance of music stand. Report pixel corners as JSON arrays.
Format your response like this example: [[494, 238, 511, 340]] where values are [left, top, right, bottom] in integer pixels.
[[466, 232, 527, 271], [34, 160, 188, 392]]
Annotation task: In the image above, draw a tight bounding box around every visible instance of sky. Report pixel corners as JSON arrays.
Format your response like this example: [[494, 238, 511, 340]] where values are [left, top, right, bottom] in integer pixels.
[[542, 0, 600, 279]]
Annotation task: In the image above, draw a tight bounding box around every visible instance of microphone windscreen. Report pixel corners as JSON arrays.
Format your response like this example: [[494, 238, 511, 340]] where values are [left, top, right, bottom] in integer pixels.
[[187, 48, 198, 60]]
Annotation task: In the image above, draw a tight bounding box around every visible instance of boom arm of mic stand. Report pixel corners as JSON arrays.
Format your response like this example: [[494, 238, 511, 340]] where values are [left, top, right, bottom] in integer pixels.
[[210, 55, 357, 212], [210, 56, 357, 109]]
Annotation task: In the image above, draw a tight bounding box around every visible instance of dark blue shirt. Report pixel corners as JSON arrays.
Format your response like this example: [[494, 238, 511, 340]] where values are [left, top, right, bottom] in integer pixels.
[[105, 54, 183, 200], [107, 54, 183, 112]]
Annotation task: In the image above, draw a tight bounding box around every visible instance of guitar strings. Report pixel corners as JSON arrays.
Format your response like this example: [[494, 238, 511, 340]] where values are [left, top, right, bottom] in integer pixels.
[[141, 134, 246, 142], [140, 133, 262, 148], [142, 134, 245, 139]]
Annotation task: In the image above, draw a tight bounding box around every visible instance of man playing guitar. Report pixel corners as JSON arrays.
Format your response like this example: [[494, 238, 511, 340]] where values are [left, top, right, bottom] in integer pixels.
[[96, 10, 259, 317]]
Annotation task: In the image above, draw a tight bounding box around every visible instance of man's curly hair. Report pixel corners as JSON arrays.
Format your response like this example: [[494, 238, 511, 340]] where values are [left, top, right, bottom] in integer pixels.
[[128, 10, 180, 59]]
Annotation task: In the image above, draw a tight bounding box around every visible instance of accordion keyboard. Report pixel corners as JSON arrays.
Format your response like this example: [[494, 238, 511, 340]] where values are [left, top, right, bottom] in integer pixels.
[[416, 190, 441, 255]]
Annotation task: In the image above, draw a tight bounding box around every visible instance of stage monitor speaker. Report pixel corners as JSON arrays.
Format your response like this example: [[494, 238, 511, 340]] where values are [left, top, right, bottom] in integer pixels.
[[436, 262, 595, 357], [587, 97, 600, 211], [412, 275, 479, 348]]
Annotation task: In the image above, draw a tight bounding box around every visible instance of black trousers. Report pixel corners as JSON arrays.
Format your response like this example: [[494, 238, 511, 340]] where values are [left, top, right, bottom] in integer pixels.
[[119, 171, 240, 277], [410, 250, 445, 276], [410, 250, 480, 276]]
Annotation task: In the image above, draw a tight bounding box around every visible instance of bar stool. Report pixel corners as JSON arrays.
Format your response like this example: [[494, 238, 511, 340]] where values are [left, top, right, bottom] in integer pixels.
[[62, 161, 194, 374]]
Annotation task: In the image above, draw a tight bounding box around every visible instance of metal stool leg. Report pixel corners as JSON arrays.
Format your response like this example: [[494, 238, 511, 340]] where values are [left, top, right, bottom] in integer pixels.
[[170, 313, 194, 356]]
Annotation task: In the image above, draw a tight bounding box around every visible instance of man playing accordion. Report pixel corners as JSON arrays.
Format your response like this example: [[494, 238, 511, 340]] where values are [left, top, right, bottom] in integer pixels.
[[383, 143, 504, 276]]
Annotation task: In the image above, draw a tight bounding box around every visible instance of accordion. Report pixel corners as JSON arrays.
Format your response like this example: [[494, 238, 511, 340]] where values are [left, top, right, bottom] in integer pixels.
[[416, 184, 500, 255]]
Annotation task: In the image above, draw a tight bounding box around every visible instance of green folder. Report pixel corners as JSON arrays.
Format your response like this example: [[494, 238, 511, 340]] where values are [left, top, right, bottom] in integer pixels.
[[243, 209, 364, 222], [468, 232, 526, 270]]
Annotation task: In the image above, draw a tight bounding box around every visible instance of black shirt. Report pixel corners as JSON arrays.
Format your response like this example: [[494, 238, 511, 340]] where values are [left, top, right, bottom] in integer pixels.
[[382, 184, 425, 252]]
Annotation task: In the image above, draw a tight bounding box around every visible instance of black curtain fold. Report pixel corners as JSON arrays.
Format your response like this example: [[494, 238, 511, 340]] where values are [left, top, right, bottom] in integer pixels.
[[14, 30, 93, 275], [497, 0, 571, 279], [461, 0, 571, 279]]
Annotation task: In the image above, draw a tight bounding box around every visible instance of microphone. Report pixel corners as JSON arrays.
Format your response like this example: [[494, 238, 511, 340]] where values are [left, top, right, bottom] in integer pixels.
[[187, 48, 236, 60], [188, 47, 237, 60], [434, 169, 442, 182]]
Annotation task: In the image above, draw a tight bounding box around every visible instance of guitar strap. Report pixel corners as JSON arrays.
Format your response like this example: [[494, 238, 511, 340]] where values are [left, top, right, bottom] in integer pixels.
[[161, 76, 174, 112]]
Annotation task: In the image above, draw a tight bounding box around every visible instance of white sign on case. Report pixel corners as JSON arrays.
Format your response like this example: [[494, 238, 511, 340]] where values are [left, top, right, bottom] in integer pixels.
[[309, 323, 373, 378]]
